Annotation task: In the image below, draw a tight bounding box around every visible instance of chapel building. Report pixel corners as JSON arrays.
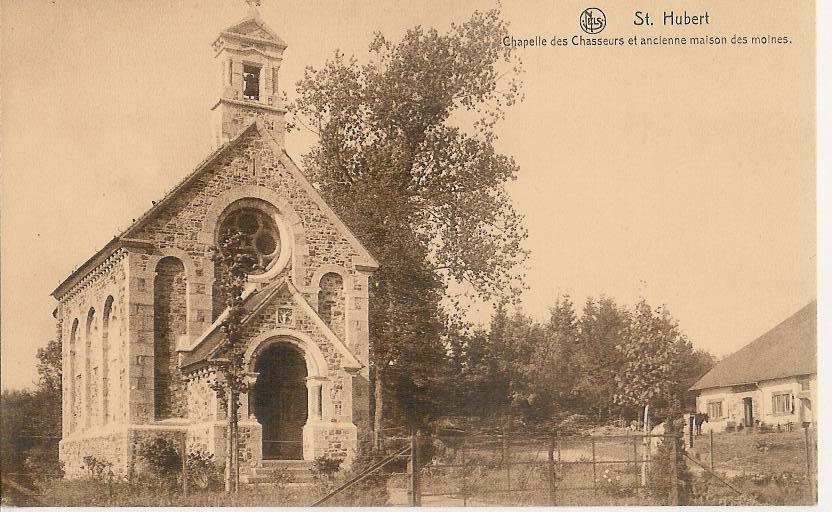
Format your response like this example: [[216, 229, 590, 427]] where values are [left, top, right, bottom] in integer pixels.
[[54, 7, 377, 478]]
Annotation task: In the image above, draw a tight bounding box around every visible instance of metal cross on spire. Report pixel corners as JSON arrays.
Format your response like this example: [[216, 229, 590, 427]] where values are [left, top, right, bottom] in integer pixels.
[[244, 0, 262, 19]]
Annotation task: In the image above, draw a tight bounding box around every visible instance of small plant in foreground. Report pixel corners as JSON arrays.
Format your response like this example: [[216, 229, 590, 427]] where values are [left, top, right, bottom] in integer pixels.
[[137, 435, 182, 490], [311, 454, 343, 481], [599, 467, 631, 497], [187, 449, 223, 491], [81, 455, 112, 480]]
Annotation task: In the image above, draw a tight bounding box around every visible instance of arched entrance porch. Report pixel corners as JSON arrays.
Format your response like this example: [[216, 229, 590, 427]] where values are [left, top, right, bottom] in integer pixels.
[[251, 343, 307, 459], [244, 329, 357, 464]]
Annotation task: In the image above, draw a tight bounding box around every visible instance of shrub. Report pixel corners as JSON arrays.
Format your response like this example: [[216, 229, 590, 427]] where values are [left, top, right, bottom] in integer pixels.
[[646, 427, 690, 503], [186, 449, 222, 491], [23, 445, 65, 489], [311, 455, 343, 481], [81, 455, 112, 480], [333, 450, 390, 506], [688, 473, 759, 505], [136, 436, 182, 490]]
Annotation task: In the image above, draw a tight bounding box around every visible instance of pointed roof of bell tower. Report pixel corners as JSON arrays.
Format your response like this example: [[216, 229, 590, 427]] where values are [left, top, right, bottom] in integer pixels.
[[216, 0, 286, 50]]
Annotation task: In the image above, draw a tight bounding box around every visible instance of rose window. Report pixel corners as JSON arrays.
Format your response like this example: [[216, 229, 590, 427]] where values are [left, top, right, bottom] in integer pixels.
[[219, 208, 281, 274]]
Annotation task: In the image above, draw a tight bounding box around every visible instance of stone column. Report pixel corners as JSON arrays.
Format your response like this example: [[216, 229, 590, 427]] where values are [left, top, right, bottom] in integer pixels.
[[243, 372, 260, 419], [306, 376, 326, 422]]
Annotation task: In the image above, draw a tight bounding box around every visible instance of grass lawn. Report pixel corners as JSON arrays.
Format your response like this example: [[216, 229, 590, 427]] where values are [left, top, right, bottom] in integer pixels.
[[685, 429, 816, 505], [688, 429, 813, 477], [37, 480, 324, 507]]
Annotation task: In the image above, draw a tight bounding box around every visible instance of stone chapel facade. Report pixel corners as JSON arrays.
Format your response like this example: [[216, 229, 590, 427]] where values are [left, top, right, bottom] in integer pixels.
[[54, 8, 377, 478]]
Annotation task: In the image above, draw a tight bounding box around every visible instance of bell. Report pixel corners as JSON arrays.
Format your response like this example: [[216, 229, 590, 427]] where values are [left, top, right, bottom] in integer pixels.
[[243, 74, 259, 99]]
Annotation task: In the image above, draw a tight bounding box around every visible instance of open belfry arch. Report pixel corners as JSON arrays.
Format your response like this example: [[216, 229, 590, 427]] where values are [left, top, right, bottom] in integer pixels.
[[53, 4, 378, 479]]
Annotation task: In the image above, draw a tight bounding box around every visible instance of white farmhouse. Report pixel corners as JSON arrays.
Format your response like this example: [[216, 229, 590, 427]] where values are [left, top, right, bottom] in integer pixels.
[[690, 301, 816, 431]]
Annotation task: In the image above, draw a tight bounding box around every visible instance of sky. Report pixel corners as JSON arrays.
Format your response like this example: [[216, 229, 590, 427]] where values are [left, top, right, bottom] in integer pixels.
[[1, 0, 816, 390]]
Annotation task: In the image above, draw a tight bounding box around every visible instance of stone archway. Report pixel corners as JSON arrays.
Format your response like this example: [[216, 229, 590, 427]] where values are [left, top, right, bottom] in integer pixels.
[[252, 343, 308, 459]]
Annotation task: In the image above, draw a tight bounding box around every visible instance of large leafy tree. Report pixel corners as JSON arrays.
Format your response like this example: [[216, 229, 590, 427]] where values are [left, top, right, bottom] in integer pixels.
[[525, 296, 580, 416], [576, 297, 630, 421], [290, 9, 527, 432], [613, 299, 689, 426]]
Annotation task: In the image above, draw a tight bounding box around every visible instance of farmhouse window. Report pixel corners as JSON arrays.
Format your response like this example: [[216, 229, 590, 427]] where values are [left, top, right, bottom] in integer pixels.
[[707, 400, 723, 419], [771, 392, 792, 414]]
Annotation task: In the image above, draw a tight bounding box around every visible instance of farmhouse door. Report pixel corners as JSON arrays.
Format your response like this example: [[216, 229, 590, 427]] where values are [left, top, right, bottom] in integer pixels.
[[252, 343, 308, 460], [742, 397, 753, 426]]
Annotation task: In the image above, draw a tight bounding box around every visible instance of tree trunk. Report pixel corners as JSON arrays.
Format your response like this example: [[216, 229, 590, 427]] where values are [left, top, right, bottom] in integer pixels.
[[231, 389, 239, 493], [373, 368, 384, 450], [641, 403, 650, 486], [225, 390, 233, 493]]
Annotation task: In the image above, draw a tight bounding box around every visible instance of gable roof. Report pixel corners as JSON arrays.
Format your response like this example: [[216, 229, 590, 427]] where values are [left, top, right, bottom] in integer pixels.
[[180, 277, 362, 372], [690, 300, 817, 391], [51, 126, 254, 299], [52, 121, 377, 299], [217, 9, 286, 48]]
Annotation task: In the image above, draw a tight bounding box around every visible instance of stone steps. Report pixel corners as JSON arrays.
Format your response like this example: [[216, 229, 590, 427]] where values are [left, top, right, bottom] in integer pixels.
[[247, 460, 315, 484]]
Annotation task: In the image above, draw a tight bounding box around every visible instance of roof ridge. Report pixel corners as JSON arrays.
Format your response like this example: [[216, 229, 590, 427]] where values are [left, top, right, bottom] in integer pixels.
[[689, 300, 816, 391]]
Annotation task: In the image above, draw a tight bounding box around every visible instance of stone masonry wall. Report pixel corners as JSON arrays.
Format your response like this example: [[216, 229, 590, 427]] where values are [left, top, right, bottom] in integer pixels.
[[130, 130, 360, 290], [153, 257, 188, 419], [58, 254, 128, 438], [59, 429, 130, 479], [318, 272, 345, 340]]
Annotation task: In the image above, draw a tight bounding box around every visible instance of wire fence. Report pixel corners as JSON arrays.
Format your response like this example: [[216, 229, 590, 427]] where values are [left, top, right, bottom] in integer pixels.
[[684, 424, 817, 503], [3, 424, 817, 506], [402, 430, 680, 506]]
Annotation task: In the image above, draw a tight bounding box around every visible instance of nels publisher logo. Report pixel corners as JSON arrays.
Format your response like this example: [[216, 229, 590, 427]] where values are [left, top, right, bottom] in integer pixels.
[[580, 7, 606, 34]]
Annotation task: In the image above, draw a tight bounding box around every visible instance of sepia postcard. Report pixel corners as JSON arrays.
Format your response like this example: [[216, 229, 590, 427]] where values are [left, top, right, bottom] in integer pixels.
[[0, 0, 823, 508]]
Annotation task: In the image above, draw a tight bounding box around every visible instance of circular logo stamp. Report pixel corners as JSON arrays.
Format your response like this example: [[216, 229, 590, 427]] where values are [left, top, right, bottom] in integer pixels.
[[580, 8, 606, 34]]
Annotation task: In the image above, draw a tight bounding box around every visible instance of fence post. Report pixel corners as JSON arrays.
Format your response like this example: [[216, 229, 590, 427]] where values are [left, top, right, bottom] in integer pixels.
[[462, 438, 468, 507], [669, 434, 679, 505], [591, 436, 597, 496], [632, 436, 639, 487], [804, 427, 815, 502], [504, 427, 511, 495], [688, 415, 694, 448], [181, 431, 188, 497], [709, 430, 714, 470], [547, 433, 556, 505], [410, 427, 420, 506], [557, 431, 562, 472]]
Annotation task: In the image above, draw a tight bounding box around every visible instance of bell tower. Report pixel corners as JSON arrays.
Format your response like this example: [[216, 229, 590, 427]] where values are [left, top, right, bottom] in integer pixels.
[[210, 2, 287, 146]]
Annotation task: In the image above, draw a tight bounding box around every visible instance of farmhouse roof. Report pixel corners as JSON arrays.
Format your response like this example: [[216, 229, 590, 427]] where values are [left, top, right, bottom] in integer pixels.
[[689, 300, 816, 391]]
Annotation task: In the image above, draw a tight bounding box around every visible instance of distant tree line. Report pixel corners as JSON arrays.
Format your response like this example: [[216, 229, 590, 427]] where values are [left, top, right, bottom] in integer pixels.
[[442, 296, 715, 428], [1, 339, 63, 489]]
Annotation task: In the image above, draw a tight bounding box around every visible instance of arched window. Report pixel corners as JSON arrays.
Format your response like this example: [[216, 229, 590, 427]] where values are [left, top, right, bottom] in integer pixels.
[[154, 257, 187, 419], [84, 308, 96, 428], [318, 273, 345, 339], [213, 202, 283, 319], [102, 296, 114, 424], [218, 207, 281, 274], [69, 318, 79, 433]]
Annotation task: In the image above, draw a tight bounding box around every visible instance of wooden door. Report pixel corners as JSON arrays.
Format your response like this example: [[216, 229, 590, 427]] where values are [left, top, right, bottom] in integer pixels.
[[253, 343, 308, 459]]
